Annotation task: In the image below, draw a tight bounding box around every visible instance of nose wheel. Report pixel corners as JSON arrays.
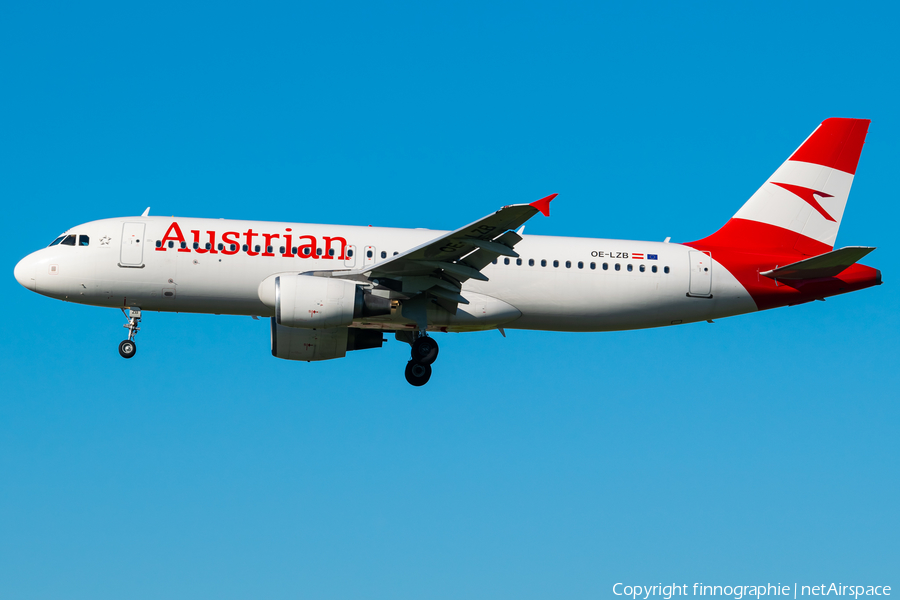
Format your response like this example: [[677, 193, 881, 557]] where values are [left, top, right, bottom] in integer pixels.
[[402, 333, 439, 386], [119, 307, 141, 359], [119, 339, 137, 358]]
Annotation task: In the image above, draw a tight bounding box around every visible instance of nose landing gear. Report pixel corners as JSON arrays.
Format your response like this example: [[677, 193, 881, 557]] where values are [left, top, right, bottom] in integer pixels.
[[119, 307, 141, 359], [403, 333, 439, 386]]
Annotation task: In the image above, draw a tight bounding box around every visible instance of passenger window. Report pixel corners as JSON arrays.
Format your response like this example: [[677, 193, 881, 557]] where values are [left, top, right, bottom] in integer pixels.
[[279, 246, 285, 254], [651, 265, 658, 273], [639, 264, 645, 272], [602, 263, 608, 270], [291, 247, 297, 254], [516, 258, 522, 266], [155, 240, 162, 248], [529, 259, 535, 266], [347, 249, 354, 257], [231, 244, 237, 252], [242, 244, 249, 252], [61, 235, 76, 246], [566, 261, 571, 268], [577, 261, 583, 269], [615, 263, 621, 271], [180, 242, 187, 249], [590, 262, 596, 270], [627, 264, 633, 272], [49, 235, 66, 247], [366, 250, 373, 258], [205, 243, 211, 250], [504, 258, 510, 265], [664, 266, 670, 274], [316, 248, 322, 256], [552, 260, 558, 267], [266, 246, 273, 253], [168, 241, 175, 248], [218, 243, 224, 251], [541, 259, 547, 267], [381, 251, 387, 258], [329, 249, 336, 256], [393, 251, 398, 256], [79, 235, 89, 246], [254, 245, 261, 252], [193, 242, 199, 249], [492, 259, 497, 264]]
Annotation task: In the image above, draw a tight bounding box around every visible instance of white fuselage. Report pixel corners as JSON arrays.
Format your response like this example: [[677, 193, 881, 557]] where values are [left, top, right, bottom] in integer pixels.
[[16, 216, 759, 333]]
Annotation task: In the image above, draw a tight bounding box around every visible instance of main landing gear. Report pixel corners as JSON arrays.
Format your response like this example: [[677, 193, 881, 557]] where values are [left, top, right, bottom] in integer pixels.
[[404, 333, 439, 386], [119, 307, 141, 359]]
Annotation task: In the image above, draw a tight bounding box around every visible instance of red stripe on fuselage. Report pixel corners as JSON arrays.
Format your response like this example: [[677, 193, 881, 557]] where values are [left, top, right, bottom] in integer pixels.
[[686, 219, 881, 310]]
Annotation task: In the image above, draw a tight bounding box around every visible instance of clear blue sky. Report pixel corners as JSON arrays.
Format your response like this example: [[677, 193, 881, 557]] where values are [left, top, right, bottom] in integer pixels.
[[1, 1, 897, 598]]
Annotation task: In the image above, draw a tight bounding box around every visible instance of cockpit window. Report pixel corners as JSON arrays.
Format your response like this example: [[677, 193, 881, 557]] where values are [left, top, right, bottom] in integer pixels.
[[48, 235, 66, 247], [60, 235, 77, 246], [79, 235, 90, 246]]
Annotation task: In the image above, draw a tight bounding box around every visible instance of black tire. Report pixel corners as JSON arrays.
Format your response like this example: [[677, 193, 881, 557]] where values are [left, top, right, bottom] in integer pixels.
[[404, 360, 432, 386], [411, 336, 439, 365], [119, 340, 137, 359]]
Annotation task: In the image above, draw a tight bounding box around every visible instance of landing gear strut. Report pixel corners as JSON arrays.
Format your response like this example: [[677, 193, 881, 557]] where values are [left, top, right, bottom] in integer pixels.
[[402, 332, 439, 386], [119, 307, 141, 359]]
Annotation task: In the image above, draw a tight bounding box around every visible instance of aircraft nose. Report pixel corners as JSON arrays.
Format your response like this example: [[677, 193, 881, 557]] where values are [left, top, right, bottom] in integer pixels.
[[14, 255, 36, 291]]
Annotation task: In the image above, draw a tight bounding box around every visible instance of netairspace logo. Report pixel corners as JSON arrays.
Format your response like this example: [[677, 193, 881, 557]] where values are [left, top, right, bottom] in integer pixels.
[[612, 583, 892, 600]]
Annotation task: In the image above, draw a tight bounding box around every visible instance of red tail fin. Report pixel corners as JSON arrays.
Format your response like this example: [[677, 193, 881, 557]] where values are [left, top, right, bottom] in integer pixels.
[[693, 118, 869, 256]]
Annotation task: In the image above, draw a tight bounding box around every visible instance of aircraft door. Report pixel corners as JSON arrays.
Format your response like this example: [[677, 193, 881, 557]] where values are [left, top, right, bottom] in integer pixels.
[[688, 251, 712, 297], [120, 222, 146, 267], [364, 245, 376, 267], [344, 245, 357, 268]]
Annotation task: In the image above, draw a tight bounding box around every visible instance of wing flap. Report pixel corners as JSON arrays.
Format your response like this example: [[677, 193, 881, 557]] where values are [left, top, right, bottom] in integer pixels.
[[461, 231, 523, 273]]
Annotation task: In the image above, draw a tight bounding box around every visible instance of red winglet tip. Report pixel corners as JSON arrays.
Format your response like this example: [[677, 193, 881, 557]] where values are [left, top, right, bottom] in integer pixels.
[[530, 193, 557, 217]]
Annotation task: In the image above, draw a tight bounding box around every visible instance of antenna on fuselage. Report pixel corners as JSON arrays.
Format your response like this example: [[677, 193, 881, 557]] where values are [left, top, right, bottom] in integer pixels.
[[141, 207, 150, 217]]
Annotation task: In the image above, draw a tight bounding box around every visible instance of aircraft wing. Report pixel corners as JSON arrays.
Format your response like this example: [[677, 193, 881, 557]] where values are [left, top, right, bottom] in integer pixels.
[[333, 194, 556, 310]]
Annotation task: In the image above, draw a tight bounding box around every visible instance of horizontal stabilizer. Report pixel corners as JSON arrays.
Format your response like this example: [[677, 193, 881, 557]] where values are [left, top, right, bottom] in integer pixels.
[[760, 246, 876, 280]]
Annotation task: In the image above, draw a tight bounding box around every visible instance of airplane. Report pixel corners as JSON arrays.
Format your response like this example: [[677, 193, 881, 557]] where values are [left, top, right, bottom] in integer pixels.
[[13, 118, 881, 386]]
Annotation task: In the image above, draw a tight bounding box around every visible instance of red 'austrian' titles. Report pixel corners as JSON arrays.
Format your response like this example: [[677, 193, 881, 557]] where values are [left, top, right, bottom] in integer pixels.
[[154, 221, 350, 260]]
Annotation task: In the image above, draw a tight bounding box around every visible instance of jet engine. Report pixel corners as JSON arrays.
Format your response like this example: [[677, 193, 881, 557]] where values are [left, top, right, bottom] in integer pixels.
[[260, 274, 392, 328]]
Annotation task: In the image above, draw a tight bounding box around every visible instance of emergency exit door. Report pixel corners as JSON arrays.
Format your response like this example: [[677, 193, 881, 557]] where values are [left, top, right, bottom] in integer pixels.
[[344, 245, 357, 268], [364, 245, 376, 267]]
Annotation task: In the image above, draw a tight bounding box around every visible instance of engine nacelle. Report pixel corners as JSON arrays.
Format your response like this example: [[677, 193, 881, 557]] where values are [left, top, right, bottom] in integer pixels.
[[259, 274, 392, 329], [278, 275, 356, 328], [270, 320, 385, 362]]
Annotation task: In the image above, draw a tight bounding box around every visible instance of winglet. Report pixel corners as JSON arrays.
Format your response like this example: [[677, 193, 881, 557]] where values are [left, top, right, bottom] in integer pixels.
[[530, 193, 557, 217]]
